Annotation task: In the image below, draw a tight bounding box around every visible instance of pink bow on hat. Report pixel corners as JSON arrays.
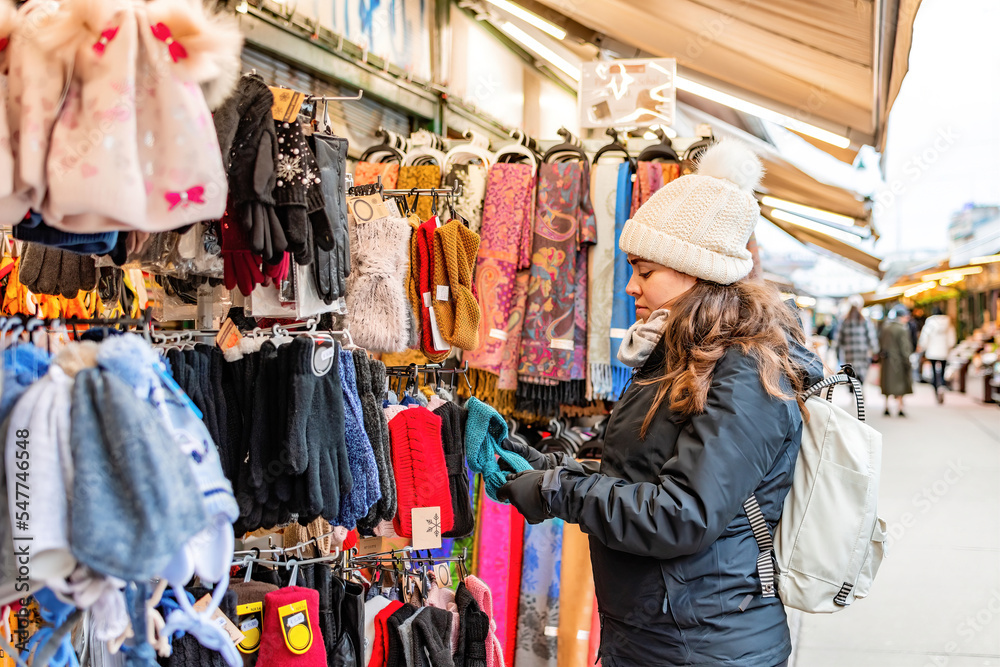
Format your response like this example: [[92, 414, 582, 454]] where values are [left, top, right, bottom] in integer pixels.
[[92, 27, 119, 55], [165, 186, 205, 211], [150, 23, 188, 62]]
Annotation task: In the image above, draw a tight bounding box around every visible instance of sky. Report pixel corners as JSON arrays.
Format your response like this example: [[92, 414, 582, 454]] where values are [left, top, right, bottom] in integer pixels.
[[876, 0, 1000, 256]]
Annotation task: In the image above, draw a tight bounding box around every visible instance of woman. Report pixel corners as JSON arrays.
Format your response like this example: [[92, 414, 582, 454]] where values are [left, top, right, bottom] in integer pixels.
[[499, 140, 823, 667], [879, 305, 914, 416], [917, 306, 956, 403], [837, 297, 879, 385]]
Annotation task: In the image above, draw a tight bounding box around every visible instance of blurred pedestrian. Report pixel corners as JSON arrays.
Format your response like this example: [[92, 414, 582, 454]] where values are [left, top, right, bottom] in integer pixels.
[[917, 306, 956, 403], [837, 295, 879, 384], [880, 305, 914, 416]]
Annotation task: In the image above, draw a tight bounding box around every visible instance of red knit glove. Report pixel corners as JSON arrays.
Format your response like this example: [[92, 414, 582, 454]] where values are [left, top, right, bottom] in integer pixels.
[[258, 586, 327, 667]]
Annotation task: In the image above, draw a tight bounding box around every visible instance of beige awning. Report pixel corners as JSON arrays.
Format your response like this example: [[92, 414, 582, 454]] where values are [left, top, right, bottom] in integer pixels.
[[763, 211, 884, 277], [761, 156, 871, 227], [527, 0, 922, 150]]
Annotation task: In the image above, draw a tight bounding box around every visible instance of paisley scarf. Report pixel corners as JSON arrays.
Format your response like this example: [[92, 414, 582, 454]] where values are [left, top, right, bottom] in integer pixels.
[[518, 162, 596, 382], [354, 161, 399, 189], [465, 163, 535, 375]]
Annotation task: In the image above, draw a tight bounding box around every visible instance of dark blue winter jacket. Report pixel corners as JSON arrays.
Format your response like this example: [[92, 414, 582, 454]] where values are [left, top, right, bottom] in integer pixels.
[[543, 340, 824, 667]]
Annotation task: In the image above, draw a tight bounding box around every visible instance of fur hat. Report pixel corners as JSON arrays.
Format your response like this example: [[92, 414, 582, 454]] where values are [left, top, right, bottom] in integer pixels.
[[619, 138, 764, 285], [432, 219, 481, 351]]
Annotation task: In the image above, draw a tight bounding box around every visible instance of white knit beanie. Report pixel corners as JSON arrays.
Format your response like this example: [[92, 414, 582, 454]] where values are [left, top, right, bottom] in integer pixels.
[[619, 139, 764, 285]]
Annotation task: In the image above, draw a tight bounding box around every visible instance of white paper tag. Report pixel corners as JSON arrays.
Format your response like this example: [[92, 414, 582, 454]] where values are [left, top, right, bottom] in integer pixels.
[[423, 291, 432, 307], [489, 328, 509, 341], [286, 612, 304, 627], [428, 306, 450, 352], [550, 338, 575, 351], [411, 507, 443, 550], [609, 328, 629, 338], [241, 618, 259, 633], [544, 626, 559, 637], [576, 629, 590, 640], [436, 285, 450, 301]]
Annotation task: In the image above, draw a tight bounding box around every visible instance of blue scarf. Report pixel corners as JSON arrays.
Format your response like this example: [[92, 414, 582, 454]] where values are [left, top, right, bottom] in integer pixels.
[[609, 161, 636, 399]]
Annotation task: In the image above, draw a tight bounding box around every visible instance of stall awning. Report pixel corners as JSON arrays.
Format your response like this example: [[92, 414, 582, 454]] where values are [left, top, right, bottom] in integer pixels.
[[528, 0, 921, 150], [763, 212, 884, 277]]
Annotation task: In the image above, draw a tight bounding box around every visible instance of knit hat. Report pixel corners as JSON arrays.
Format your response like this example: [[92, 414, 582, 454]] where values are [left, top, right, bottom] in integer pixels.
[[258, 586, 327, 667], [388, 407, 454, 538], [230, 579, 278, 667], [432, 219, 481, 351], [619, 139, 764, 285]]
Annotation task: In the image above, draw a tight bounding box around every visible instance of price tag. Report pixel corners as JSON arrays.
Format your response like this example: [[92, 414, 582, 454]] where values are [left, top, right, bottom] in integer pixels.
[[269, 87, 306, 123], [347, 194, 390, 225], [215, 317, 243, 352], [194, 594, 245, 646]]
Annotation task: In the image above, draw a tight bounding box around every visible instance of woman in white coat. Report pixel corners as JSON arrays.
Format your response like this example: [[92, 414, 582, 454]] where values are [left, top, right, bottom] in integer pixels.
[[917, 306, 957, 403]]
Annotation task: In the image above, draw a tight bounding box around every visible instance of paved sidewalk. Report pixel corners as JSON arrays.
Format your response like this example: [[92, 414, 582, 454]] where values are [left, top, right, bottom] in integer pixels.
[[791, 381, 1000, 666]]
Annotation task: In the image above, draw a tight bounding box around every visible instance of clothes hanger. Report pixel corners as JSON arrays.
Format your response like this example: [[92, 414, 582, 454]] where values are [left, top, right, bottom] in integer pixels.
[[359, 128, 405, 163], [403, 130, 447, 166], [637, 127, 681, 163], [593, 127, 632, 163], [543, 127, 589, 166], [443, 130, 493, 170], [494, 129, 538, 171]]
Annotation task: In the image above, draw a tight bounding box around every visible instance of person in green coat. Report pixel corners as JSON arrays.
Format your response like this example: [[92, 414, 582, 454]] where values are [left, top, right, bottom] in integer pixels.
[[879, 305, 915, 416]]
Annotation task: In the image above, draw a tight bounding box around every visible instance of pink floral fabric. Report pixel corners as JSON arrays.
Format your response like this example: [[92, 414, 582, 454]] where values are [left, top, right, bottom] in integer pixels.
[[464, 163, 534, 374]]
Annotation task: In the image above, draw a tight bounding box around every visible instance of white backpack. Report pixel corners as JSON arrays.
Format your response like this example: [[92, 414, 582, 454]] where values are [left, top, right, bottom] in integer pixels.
[[745, 369, 888, 613]]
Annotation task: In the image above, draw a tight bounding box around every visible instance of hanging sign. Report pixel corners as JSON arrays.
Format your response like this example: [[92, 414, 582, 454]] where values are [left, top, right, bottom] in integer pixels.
[[411, 507, 443, 550], [578, 58, 676, 129]]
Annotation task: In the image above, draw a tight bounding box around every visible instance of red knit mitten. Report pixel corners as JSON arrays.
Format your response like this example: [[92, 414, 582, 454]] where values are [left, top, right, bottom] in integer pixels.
[[258, 586, 327, 667]]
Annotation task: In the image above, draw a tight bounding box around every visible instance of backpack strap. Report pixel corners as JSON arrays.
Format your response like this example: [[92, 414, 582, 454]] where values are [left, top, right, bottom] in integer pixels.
[[801, 370, 867, 422], [743, 494, 777, 598]]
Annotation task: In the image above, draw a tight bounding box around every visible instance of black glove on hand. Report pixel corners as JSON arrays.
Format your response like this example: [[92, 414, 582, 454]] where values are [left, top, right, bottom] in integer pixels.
[[497, 470, 552, 524], [499, 439, 554, 472]]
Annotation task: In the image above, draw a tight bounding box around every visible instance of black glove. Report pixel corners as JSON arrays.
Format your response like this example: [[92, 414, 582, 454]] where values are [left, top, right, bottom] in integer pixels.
[[497, 470, 552, 524], [499, 438, 556, 472], [273, 121, 320, 266]]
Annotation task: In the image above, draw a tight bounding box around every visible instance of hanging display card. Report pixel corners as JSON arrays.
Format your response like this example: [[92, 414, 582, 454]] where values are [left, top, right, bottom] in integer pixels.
[[411, 507, 443, 550], [579, 58, 676, 129]]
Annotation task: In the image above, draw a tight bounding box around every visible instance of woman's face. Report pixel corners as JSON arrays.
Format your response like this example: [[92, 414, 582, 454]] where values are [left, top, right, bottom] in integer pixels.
[[625, 255, 697, 321]]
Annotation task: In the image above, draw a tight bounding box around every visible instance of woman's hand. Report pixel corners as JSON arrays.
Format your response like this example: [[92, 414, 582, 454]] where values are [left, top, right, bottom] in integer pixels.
[[497, 470, 552, 524], [499, 439, 552, 471]]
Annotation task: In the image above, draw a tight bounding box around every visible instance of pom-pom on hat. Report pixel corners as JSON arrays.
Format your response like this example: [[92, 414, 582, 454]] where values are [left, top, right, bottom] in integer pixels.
[[619, 138, 764, 285]]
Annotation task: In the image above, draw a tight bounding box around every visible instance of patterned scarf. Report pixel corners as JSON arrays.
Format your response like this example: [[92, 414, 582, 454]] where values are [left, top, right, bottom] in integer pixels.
[[465, 163, 535, 375], [444, 163, 489, 234], [354, 161, 399, 189], [587, 163, 622, 400], [398, 165, 442, 220], [518, 162, 596, 382], [514, 520, 563, 667]]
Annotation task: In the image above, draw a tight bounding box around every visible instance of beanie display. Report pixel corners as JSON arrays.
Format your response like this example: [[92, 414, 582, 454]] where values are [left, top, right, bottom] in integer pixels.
[[387, 407, 454, 538], [258, 586, 327, 667], [619, 139, 764, 285], [431, 219, 482, 351]]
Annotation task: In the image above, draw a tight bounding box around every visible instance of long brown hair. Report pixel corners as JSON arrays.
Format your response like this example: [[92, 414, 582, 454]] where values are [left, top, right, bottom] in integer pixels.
[[639, 280, 807, 439]]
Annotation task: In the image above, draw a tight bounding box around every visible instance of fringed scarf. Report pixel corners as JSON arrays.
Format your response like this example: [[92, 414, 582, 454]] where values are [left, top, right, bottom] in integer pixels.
[[465, 163, 535, 375], [518, 162, 596, 382], [587, 163, 622, 400], [514, 520, 563, 667], [609, 161, 636, 399]]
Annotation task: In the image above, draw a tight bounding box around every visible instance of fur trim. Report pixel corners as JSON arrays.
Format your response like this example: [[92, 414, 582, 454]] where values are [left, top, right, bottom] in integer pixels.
[[146, 0, 244, 107], [695, 138, 764, 192], [34, 0, 128, 57]]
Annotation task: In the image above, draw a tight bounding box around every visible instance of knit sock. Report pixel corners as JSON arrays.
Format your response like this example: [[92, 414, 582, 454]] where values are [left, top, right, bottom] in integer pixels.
[[258, 586, 327, 667]]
